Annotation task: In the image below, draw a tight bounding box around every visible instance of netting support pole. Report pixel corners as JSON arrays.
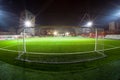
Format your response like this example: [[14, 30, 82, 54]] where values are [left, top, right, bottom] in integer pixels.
[[23, 28, 26, 53], [94, 28, 98, 51]]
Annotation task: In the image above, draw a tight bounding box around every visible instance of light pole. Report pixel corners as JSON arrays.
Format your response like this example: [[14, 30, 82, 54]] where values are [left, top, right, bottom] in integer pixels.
[[23, 20, 32, 53]]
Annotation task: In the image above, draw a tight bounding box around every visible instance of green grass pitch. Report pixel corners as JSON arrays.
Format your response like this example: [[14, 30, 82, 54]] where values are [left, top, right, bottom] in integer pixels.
[[0, 37, 105, 63], [0, 37, 106, 53], [0, 37, 120, 80]]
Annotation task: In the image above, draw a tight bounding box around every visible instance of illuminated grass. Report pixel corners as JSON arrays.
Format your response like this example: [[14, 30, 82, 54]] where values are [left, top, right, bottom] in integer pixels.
[[0, 37, 100, 53], [0, 37, 119, 72]]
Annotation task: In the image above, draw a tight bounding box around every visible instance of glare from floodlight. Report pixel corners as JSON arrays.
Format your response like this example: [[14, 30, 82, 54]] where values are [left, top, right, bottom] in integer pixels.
[[85, 21, 93, 27], [53, 31, 58, 35], [65, 32, 70, 36], [24, 20, 32, 27], [114, 10, 120, 17]]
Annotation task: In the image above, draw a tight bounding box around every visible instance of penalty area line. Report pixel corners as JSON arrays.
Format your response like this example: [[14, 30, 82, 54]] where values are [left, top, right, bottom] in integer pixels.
[[0, 44, 17, 49], [0, 46, 119, 55], [0, 48, 22, 53]]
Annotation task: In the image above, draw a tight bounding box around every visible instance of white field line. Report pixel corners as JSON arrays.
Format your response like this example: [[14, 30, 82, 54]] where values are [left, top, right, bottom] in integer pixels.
[[22, 46, 120, 55], [26, 51, 96, 55], [95, 51, 106, 57], [0, 48, 22, 53], [19, 56, 105, 64], [102, 47, 120, 51], [96, 43, 118, 48], [0, 45, 119, 55], [0, 44, 17, 49], [105, 44, 117, 47], [0, 47, 94, 54], [98, 44, 118, 48], [0, 43, 115, 54], [17, 52, 24, 59]]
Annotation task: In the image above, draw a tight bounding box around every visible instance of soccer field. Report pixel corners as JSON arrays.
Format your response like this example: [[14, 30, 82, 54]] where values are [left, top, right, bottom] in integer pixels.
[[0, 37, 120, 70], [0, 37, 105, 63], [0, 37, 120, 80], [0, 37, 107, 53]]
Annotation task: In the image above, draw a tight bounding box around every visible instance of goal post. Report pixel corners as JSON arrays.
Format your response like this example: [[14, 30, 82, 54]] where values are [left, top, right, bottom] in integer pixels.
[[94, 28, 98, 51], [95, 28, 105, 56], [17, 27, 106, 63]]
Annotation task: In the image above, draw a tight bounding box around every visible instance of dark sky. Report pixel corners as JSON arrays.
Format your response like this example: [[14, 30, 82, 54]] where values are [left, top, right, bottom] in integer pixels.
[[0, 0, 120, 30]]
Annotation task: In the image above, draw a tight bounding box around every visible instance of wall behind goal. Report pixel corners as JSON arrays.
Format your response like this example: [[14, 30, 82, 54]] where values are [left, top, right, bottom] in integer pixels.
[[0, 35, 22, 40], [105, 35, 120, 39]]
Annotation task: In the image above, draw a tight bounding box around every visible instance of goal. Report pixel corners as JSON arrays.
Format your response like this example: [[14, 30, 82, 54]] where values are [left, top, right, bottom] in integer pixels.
[[17, 27, 106, 63]]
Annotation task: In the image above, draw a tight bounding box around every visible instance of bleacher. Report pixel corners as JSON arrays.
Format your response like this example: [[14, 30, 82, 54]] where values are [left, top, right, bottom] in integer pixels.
[[105, 35, 120, 40]]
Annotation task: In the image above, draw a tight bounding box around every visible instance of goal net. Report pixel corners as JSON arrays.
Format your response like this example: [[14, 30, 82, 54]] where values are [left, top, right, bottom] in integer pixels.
[[16, 27, 106, 63]]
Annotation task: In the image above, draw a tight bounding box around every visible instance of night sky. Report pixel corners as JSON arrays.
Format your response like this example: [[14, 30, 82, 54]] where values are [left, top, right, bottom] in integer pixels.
[[0, 0, 120, 30]]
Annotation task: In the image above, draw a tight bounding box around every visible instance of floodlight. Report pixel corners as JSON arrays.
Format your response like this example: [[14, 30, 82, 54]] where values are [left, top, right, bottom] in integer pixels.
[[53, 31, 58, 35], [85, 21, 93, 27], [65, 32, 70, 36], [24, 20, 32, 27]]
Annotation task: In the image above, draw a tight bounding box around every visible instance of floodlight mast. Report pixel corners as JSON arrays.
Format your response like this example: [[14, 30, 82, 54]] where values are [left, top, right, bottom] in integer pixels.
[[23, 20, 32, 53]]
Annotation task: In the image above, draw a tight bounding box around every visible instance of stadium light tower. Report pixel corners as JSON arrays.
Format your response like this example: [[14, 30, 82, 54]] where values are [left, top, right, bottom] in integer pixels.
[[23, 20, 32, 53]]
